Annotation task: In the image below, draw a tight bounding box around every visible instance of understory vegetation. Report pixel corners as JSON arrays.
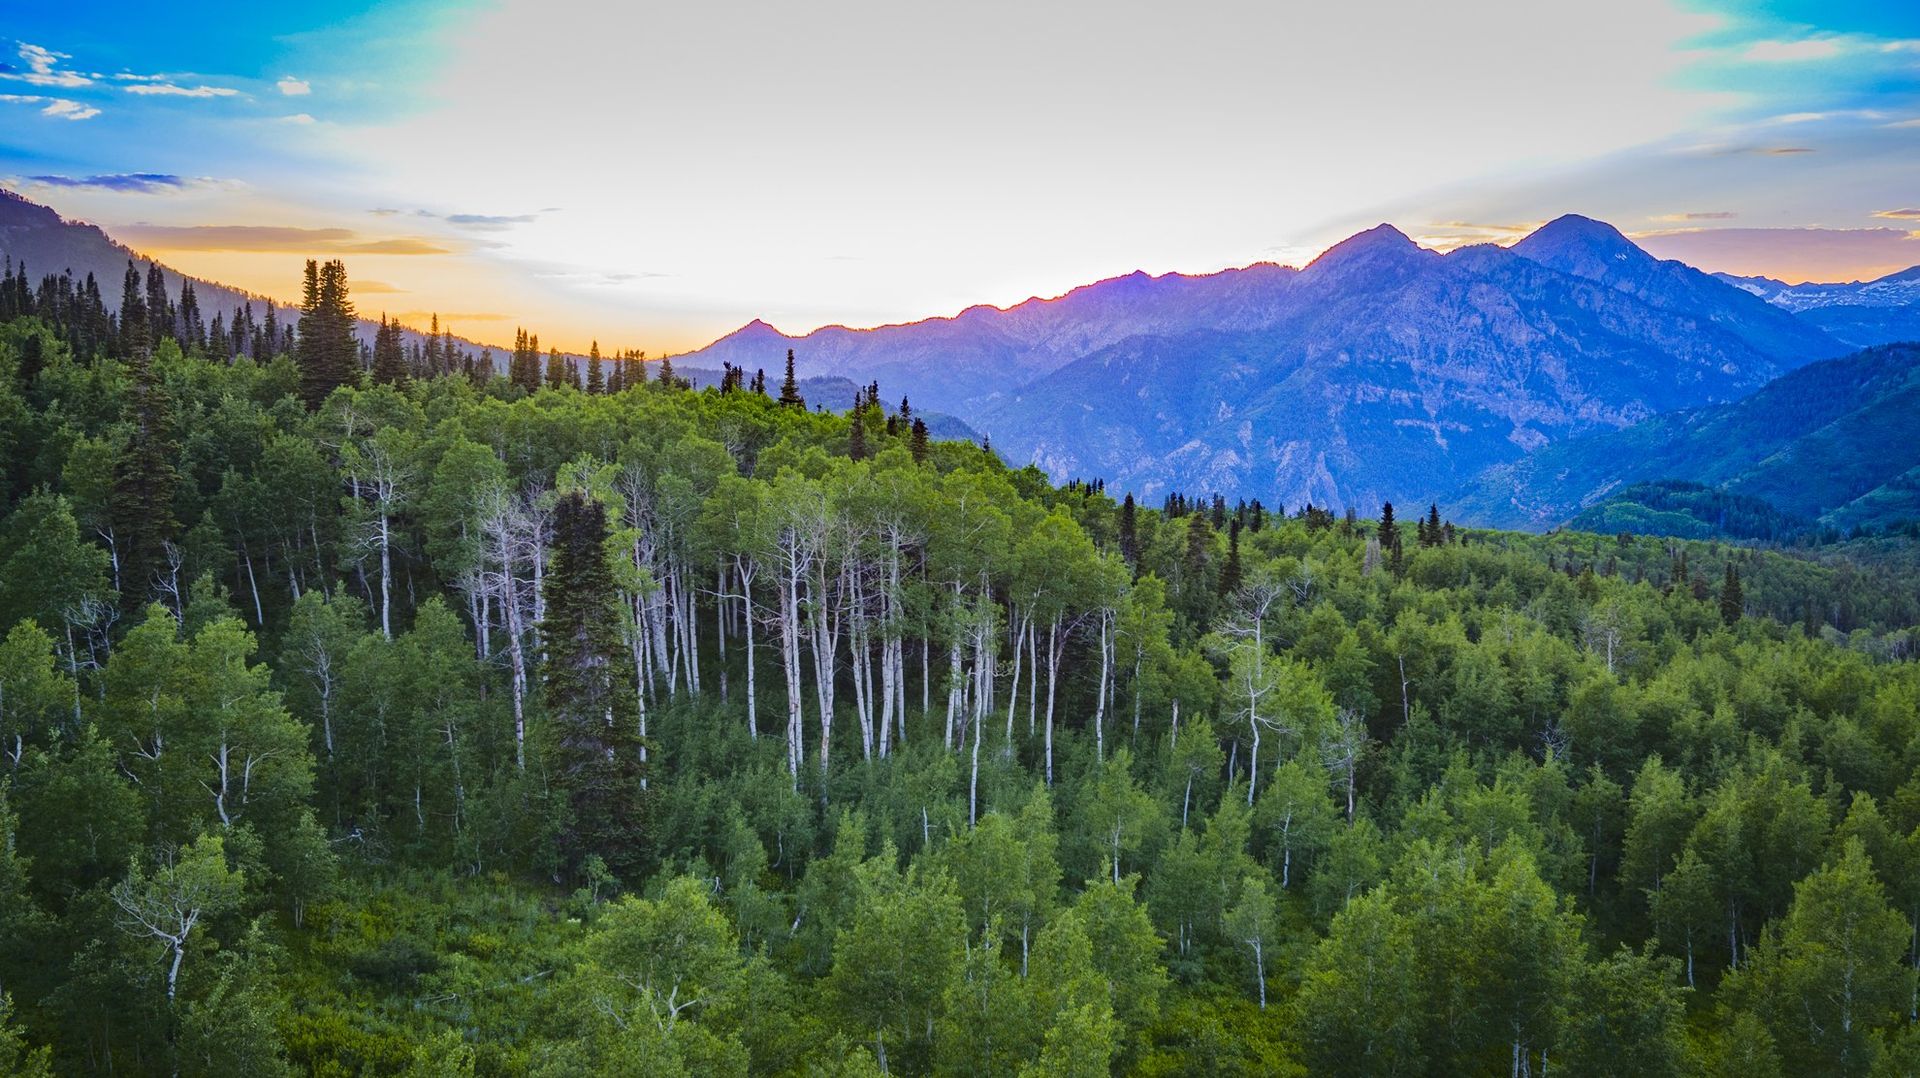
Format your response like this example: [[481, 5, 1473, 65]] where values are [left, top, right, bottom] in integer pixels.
[[2, 262, 1918, 1075]]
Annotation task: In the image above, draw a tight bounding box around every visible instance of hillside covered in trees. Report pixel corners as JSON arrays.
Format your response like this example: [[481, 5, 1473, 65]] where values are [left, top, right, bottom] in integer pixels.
[[2, 259, 1919, 1076]]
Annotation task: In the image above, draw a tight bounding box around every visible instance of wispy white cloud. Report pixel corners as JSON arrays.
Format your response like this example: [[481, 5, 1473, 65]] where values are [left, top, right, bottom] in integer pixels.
[[280, 113, 317, 124], [2, 43, 92, 88], [0, 93, 99, 120], [276, 76, 311, 96], [1741, 37, 1845, 62], [125, 83, 240, 98]]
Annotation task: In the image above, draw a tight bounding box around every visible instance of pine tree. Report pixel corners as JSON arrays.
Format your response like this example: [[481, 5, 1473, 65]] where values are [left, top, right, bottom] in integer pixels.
[[848, 398, 868, 460], [657, 355, 675, 388], [296, 259, 356, 408], [1218, 519, 1244, 597], [778, 349, 804, 407], [542, 491, 649, 878], [751, 367, 766, 395], [1424, 504, 1443, 547], [370, 315, 408, 386], [259, 303, 278, 360], [1720, 564, 1743, 626], [586, 341, 604, 394], [111, 330, 180, 609], [144, 262, 172, 346], [1118, 493, 1139, 566], [545, 348, 566, 389], [909, 417, 930, 463], [118, 260, 148, 355]]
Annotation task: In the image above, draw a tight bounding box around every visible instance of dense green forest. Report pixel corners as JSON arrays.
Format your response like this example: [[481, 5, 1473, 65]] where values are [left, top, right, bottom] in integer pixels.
[[2, 258, 1919, 1076]]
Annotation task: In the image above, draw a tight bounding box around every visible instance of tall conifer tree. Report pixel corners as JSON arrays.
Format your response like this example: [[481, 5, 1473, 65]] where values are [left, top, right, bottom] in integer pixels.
[[542, 491, 649, 878]]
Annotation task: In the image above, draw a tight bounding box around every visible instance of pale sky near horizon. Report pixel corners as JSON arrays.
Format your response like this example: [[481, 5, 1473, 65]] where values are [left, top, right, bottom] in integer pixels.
[[2, 0, 1917, 354]]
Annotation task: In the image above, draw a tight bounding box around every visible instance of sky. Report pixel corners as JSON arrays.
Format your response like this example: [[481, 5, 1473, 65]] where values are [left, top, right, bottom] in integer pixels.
[[2, 0, 1917, 354]]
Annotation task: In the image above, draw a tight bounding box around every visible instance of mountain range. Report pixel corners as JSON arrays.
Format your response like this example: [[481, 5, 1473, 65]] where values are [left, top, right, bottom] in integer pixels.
[[682, 215, 1862, 510], [7, 188, 1917, 534], [1715, 266, 1920, 349]]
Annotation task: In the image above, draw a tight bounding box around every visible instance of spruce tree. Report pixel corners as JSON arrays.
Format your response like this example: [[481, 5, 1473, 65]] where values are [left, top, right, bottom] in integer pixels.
[[545, 348, 565, 389], [542, 491, 649, 878], [909, 417, 930, 463], [118, 261, 147, 356], [586, 341, 604, 394], [1377, 502, 1398, 551], [657, 356, 675, 389], [143, 263, 172, 346], [296, 259, 356, 408], [848, 398, 868, 460], [1424, 504, 1443, 547], [1720, 564, 1743, 626], [1119, 493, 1138, 565], [370, 316, 408, 386], [1218, 519, 1244, 597], [110, 328, 179, 609], [778, 349, 804, 407]]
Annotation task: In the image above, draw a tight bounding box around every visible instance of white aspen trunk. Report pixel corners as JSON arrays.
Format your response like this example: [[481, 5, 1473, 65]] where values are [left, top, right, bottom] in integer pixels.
[[1005, 611, 1025, 744], [1093, 609, 1111, 761], [779, 549, 807, 783], [716, 562, 729, 702], [1026, 619, 1038, 736], [242, 546, 264, 625], [1044, 615, 1061, 786], [505, 582, 527, 772], [684, 565, 702, 696], [377, 509, 393, 641]]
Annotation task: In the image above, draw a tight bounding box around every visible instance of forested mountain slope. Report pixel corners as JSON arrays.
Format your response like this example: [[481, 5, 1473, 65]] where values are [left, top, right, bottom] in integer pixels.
[[2, 267, 1918, 1075], [1452, 342, 1920, 535]]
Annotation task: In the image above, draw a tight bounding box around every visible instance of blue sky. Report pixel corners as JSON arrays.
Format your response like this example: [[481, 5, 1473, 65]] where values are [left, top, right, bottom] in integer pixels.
[[3, 0, 1917, 352]]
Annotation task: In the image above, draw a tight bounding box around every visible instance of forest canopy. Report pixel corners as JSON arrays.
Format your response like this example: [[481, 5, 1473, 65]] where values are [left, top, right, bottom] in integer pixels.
[[0, 259, 1917, 1075]]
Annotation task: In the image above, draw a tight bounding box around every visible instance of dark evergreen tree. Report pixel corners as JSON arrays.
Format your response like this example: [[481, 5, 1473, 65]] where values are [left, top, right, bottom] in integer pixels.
[[848, 398, 868, 460], [110, 328, 179, 609], [176, 280, 204, 353], [909, 417, 930, 463], [370, 316, 408, 386], [778, 349, 804, 407], [751, 367, 767, 395], [586, 341, 604, 394], [1119, 494, 1139, 566], [545, 347, 566, 389], [1721, 564, 1743, 626], [118, 261, 148, 356], [542, 491, 649, 879], [296, 259, 356, 408], [259, 302, 278, 360], [657, 356, 675, 389], [1424, 504, 1443, 547], [1218, 519, 1244, 597], [143, 262, 172, 347], [14, 332, 43, 394]]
